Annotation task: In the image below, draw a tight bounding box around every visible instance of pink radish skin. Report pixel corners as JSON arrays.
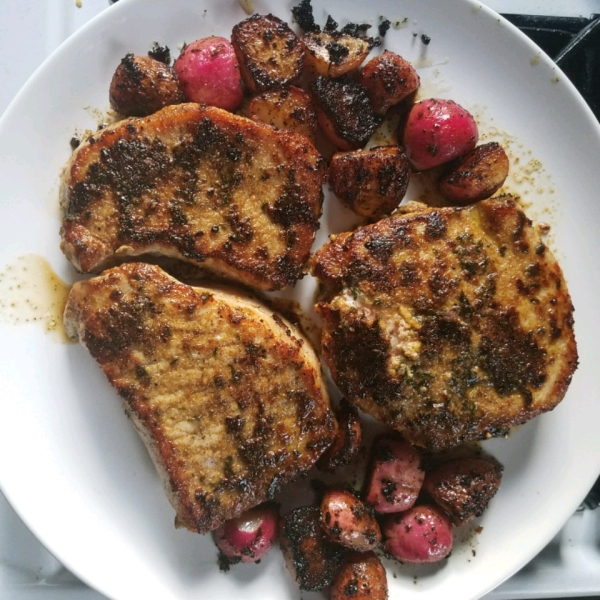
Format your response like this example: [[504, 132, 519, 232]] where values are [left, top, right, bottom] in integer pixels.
[[173, 37, 243, 111], [365, 439, 424, 514], [383, 505, 453, 564], [214, 504, 278, 563], [403, 98, 478, 170]]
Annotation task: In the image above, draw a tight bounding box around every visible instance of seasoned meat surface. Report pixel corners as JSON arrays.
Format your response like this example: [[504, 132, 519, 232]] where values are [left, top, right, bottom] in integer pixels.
[[60, 103, 326, 291], [64, 263, 336, 534], [312, 198, 578, 450]]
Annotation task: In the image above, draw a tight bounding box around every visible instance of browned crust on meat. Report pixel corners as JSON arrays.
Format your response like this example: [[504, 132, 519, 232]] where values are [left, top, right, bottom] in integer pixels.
[[60, 103, 325, 291], [312, 197, 578, 450], [64, 262, 336, 533]]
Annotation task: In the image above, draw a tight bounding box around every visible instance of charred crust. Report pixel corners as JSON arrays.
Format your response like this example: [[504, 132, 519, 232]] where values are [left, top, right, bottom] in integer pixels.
[[309, 76, 378, 149]]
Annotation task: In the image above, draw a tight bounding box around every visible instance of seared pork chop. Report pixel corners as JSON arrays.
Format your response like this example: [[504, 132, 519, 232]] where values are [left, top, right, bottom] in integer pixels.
[[60, 103, 326, 291], [64, 262, 336, 533], [312, 197, 577, 450]]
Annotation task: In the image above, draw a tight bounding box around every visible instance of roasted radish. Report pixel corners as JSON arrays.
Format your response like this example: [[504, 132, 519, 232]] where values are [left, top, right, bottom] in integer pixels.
[[329, 146, 411, 218], [302, 32, 370, 77], [280, 506, 346, 591], [424, 457, 503, 525], [356, 50, 420, 115], [248, 86, 317, 142], [231, 14, 304, 92], [365, 438, 424, 513], [317, 399, 362, 472], [213, 503, 279, 563], [309, 76, 378, 150], [438, 142, 510, 204], [383, 505, 453, 564], [173, 37, 243, 111], [403, 98, 478, 170], [331, 551, 388, 600], [109, 54, 184, 117], [320, 487, 381, 552]]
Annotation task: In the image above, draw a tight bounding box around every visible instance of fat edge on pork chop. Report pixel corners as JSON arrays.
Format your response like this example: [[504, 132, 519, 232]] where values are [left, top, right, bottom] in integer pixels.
[[312, 197, 578, 451], [63, 262, 336, 533], [60, 103, 326, 291]]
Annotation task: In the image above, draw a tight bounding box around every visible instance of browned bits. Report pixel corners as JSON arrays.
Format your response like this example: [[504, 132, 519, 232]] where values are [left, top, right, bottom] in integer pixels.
[[423, 457, 503, 525], [301, 31, 370, 77], [248, 86, 317, 142], [280, 506, 346, 591], [438, 142, 510, 205], [329, 146, 411, 218], [309, 76, 378, 150], [320, 487, 382, 551], [356, 50, 420, 115], [317, 399, 362, 472], [231, 14, 304, 92], [109, 54, 184, 117], [330, 551, 388, 600]]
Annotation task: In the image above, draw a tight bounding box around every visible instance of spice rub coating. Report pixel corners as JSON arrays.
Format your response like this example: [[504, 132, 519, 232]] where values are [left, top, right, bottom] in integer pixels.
[[60, 103, 326, 291], [64, 262, 336, 533], [312, 198, 578, 450]]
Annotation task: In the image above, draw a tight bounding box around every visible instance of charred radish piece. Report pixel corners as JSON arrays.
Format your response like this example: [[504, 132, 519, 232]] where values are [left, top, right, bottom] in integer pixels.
[[383, 505, 453, 564], [173, 37, 243, 111], [329, 146, 411, 218], [248, 86, 317, 142], [214, 503, 279, 563], [309, 76, 378, 150], [356, 50, 420, 115], [424, 458, 503, 525], [438, 142, 510, 205], [317, 399, 362, 472], [302, 32, 370, 77], [231, 14, 304, 92], [331, 551, 388, 600], [109, 54, 184, 117], [280, 506, 346, 591], [366, 438, 424, 513], [403, 98, 478, 170], [320, 487, 381, 552]]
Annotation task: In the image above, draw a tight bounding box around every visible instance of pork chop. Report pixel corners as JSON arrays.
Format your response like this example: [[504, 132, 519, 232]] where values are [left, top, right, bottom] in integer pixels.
[[312, 197, 578, 450], [60, 103, 326, 291], [64, 262, 336, 533]]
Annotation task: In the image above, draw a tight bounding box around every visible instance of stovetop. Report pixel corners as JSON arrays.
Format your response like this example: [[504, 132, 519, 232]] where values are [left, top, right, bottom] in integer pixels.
[[1, 1, 599, 598]]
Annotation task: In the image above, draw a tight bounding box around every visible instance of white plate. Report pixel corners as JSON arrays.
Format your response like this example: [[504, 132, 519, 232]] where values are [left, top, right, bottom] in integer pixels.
[[0, 0, 599, 599]]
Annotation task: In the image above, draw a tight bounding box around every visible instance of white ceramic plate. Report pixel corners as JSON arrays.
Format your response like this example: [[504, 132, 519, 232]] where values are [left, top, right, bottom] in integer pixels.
[[0, 0, 599, 599]]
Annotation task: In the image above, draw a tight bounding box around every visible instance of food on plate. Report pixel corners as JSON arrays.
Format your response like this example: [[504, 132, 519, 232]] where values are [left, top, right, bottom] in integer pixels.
[[231, 14, 304, 93], [109, 54, 184, 117], [312, 197, 578, 450], [319, 487, 382, 551], [403, 98, 478, 170], [247, 86, 317, 142], [423, 458, 503, 525], [280, 506, 347, 591], [365, 438, 424, 513], [383, 505, 454, 564], [60, 102, 326, 290], [438, 141, 510, 205], [214, 503, 279, 563], [329, 146, 411, 218], [63, 262, 336, 534], [330, 551, 388, 600], [356, 50, 420, 115], [317, 399, 362, 472], [301, 31, 370, 77], [309, 75, 378, 150], [173, 37, 243, 111]]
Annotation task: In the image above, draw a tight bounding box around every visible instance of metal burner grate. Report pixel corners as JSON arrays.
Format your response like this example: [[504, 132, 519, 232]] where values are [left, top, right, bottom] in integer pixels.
[[503, 13, 600, 121]]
